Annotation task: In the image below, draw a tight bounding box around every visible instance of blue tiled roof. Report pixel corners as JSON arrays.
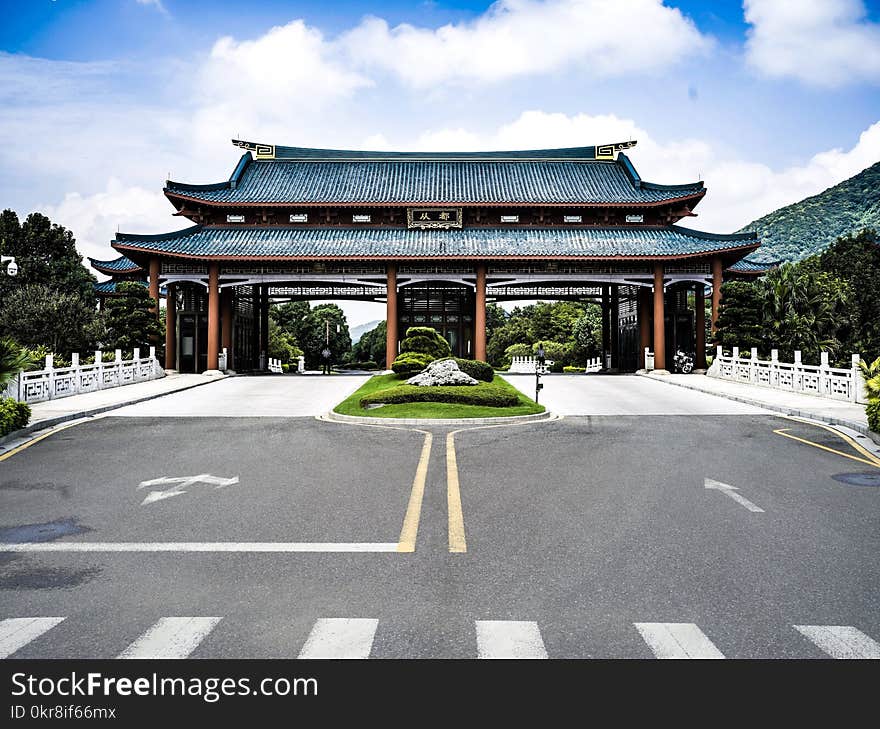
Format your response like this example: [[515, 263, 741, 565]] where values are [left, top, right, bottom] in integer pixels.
[[728, 258, 779, 273], [114, 225, 758, 260], [94, 280, 166, 295], [165, 152, 703, 206], [88, 255, 141, 273]]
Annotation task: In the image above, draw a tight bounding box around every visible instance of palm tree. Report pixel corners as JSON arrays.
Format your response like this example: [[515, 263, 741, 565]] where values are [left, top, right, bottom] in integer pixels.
[[859, 356, 880, 400], [0, 337, 36, 391]]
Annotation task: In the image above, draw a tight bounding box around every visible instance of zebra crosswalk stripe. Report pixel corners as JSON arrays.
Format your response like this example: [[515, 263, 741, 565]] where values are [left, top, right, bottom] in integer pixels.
[[117, 617, 222, 659], [476, 620, 548, 659], [634, 622, 725, 659], [794, 625, 880, 659], [0, 617, 65, 659], [298, 618, 378, 659]]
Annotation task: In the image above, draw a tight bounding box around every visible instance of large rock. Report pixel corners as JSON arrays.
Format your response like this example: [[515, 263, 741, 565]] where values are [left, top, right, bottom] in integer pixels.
[[407, 358, 479, 386]]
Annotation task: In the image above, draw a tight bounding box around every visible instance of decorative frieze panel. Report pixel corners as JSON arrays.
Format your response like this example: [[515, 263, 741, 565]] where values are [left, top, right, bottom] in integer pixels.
[[268, 285, 386, 298], [162, 262, 207, 274]]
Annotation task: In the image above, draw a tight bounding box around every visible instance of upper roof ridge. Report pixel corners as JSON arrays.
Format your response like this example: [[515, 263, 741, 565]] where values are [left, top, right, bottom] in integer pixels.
[[230, 139, 638, 161]]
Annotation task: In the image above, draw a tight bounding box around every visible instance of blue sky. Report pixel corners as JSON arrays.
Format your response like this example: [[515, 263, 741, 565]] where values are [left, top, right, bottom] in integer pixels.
[[1, 0, 879, 324]]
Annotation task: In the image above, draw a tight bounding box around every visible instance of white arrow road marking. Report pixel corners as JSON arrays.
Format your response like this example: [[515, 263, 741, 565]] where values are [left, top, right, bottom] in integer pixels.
[[0, 617, 65, 658], [634, 622, 725, 659], [298, 619, 378, 659], [138, 474, 240, 506], [794, 625, 880, 659], [704, 478, 764, 513]]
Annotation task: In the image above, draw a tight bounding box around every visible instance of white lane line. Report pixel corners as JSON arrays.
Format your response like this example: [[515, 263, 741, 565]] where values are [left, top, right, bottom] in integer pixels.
[[794, 625, 880, 659], [634, 622, 725, 659], [476, 620, 548, 659], [704, 478, 765, 513], [298, 618, 378, 659], [118, 617, 221, 659], [0, 542, 399, 553], [0, 617, 65, 658]]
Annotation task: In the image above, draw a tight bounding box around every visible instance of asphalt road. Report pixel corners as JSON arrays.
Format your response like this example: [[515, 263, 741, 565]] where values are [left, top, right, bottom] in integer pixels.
[[1, 378, 879, 659]]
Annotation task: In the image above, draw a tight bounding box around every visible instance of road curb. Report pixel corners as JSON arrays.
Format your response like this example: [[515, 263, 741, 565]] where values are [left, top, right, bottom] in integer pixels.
[[322, 410, 554, 426], [0, 375, 227, 449], [640, 373, 880, 445]]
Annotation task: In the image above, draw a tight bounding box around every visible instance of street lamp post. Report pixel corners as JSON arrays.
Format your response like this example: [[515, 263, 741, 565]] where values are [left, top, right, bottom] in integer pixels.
[[535, 343, 545, 403]]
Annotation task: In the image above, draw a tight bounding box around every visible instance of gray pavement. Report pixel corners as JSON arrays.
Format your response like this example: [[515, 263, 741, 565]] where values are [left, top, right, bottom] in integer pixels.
[[1, 376, 879, 659], [108, 374, 369, 417], [502, 373, 770, 415], [642, 371, 870, 431]]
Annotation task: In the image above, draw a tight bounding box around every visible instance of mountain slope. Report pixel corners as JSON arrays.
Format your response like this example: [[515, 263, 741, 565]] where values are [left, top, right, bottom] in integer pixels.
[[737, 160, 880, 262], [349, 319, 382, 344]]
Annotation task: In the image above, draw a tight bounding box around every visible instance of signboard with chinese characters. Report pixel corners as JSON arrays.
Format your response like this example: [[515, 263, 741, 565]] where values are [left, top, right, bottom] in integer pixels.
[[407, 208, 463, 229]]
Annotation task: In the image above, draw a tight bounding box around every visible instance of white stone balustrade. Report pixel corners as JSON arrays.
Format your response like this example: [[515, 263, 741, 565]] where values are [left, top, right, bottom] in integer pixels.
[[2, 347, 165, 404], [268, 358, 283, 374], [508, 355, 602, 373], [707, 345, 868, 404]]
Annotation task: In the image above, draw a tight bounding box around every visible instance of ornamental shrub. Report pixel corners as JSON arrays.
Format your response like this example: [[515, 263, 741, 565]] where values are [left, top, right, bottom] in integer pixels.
[[360, 383, 518, 408], [0, 398, 31, 437], [390, 351, 434, 377], [563, 366, 586, 373], [867, 399, 879, 433], [399, 327, 452, 358], [438, 357, 493, 382]]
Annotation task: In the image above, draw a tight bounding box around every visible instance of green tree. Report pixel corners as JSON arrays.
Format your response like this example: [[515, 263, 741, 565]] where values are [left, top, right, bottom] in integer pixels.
[[571, 304, 603, 360], [102, 282, 163, 354], [714, 281, 765, 352], [0, 337, 37, 389], [268, 318, 303, 364], [350, 320, 387, 367], [0, 210, 95, 303], [760, 264, 851, 363], [270, 301, 311, 344], [0, 284, 101, 355], [818, 229, 880, 360], [298, 304, 351, 368]]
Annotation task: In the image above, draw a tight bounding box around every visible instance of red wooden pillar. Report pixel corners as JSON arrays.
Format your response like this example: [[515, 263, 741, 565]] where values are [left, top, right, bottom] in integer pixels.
[[653, 264, 666, 371], [711, 256, 723, 336], [221, 287, 233, 370], [638, 287, 651, 369], [695, 281, 707, 370], [149, 257, 160, 318], [474, 264, 487, 362], [207, 263, 220, 371], [164, 283, 176, 370], [385, 263, 398, 368]]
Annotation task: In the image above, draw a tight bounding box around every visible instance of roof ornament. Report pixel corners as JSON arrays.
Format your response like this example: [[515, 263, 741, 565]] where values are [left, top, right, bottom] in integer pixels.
[[232, 139, 276, 159], [595, 140, 637, 160]]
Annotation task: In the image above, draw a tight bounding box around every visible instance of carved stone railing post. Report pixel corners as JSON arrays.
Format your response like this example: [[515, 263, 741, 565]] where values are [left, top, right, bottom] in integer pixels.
[[853, 353, 866, 404], [750, 347, 758, 383], [770, 349, 779, 387], [819, 351, 830, 396]]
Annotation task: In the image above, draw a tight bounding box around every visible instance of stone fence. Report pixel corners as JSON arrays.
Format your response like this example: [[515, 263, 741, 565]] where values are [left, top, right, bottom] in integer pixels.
[[508, 355, 603, 373], [707, 346, 868, 404], [2, 347, 165, 404]]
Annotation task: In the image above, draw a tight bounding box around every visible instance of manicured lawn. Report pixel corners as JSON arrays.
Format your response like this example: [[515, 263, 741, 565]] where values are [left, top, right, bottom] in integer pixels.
[[333, 373, 545, 419]]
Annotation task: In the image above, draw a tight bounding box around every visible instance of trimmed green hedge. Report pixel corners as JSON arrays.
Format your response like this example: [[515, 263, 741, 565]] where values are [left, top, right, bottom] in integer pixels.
[[360, 383, 519, 408], [867, 399, 879, 433], [0, 398, 31, 437], [563, 366, 586, 373], [436, 357, 493, 382], [391, 351, 434, 376]]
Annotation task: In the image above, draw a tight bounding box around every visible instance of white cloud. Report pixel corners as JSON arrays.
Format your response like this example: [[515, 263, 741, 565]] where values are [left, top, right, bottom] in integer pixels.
[[136, 0, 169, 17], [744, 0, 880, 86], [405, 110, 880, 232], [340, 0, 712, 87], [39, 179, 181, 268]]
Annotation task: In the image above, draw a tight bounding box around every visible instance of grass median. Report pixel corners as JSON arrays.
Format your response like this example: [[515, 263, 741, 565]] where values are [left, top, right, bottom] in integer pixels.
[[333, 373, 546, 419]]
